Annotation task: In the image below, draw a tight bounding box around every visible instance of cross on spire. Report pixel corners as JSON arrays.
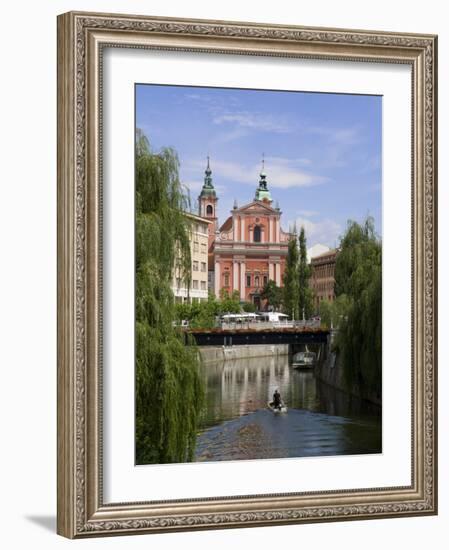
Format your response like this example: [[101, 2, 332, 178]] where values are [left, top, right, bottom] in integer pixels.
[[255, 152, 272, 202], [199, 154, 216, 198]]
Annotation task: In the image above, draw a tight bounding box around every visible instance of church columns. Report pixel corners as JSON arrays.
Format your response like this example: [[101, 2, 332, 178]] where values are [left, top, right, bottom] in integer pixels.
[[240, 217, 245, 242], [233, 215, 239, 241], [233, 261, 239, 292], [275, 217, 280, 242], [240, 261, 246, 301], [269, 262, 275, 281], [214, 259, 221, 298], [269, 218, 274, 242]]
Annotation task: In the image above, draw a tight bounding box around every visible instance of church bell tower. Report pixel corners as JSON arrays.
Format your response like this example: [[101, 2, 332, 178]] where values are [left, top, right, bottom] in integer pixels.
[[198, 156, 218, 251]]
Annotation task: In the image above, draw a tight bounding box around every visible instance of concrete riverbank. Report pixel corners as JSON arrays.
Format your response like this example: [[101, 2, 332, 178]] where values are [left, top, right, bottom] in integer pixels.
[[199, 344, 289, 365], [315, 348, 381, 406]]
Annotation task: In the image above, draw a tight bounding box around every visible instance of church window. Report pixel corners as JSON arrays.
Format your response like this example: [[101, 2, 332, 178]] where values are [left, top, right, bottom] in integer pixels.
[[253, 225, 261, 242], [206, 204, 213, 215], [224, 273, 230, 287], [263, 275, 268, 286], [246, 274, 251, 287], [255, 275, 260, 287]]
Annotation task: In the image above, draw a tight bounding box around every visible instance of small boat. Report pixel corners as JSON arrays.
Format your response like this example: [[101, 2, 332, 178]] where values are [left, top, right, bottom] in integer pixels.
[[268, 402, 288, 414], [292, 351, 316, 369]]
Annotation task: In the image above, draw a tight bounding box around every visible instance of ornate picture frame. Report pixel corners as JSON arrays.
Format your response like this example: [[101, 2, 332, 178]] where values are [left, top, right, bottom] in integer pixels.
[[57, 11, 437, 538]]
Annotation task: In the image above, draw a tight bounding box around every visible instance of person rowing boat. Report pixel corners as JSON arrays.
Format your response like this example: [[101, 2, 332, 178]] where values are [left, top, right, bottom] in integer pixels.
[[268, 389, 287, 413], [272, 389, 282, 410]]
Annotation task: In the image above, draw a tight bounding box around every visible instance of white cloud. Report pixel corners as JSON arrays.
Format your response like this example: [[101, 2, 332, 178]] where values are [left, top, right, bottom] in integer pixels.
[[267, 155, 311, 166], [213, 111, 293, 134], [215, 127, 250, 144], [183, 157, 328, 190], [308, 125, 360, 145], [296, 209, 319, 217], [181, 179, 225, 195], [292, 216, 342, 248]]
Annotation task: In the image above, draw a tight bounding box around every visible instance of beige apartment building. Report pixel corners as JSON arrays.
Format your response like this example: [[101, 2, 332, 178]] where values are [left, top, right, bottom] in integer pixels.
[[172, 213, 212, 304]]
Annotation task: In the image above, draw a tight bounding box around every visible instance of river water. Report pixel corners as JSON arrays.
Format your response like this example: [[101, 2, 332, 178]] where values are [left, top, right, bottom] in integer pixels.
[[195, 353, 381, 462]]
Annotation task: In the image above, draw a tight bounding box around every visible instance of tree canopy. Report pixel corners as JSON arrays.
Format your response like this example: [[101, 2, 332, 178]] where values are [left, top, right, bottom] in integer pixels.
[[298, 226, 314, 319], [261, 280, 282, 311], [283, 231, 299, 319], [334, 217, 382, 398]]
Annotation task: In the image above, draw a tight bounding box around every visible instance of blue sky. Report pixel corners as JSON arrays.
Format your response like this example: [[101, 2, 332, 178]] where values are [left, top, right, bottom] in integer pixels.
[[136, 84, 382, 248]]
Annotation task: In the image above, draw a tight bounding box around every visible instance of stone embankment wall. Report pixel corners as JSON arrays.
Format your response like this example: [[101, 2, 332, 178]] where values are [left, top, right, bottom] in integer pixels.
[[198, 344, 289, 364], [315, 336, 381, 406]]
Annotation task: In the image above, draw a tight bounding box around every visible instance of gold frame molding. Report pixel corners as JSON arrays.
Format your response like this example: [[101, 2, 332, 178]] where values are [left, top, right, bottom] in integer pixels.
[[57, 11, 438, 538]]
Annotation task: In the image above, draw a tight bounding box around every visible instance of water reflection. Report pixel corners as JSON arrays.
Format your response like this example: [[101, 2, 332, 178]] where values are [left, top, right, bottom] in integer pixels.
[[195, 354, 381, 462]]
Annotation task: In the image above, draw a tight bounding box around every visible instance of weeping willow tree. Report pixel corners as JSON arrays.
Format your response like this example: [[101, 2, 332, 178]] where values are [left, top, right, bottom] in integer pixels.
[[135, 129, 204, 465], [334, 217, 382, 399]]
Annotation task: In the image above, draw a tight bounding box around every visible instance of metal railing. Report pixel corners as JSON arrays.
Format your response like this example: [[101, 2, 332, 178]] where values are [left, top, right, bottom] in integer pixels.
[[218, 319, 321, 330]]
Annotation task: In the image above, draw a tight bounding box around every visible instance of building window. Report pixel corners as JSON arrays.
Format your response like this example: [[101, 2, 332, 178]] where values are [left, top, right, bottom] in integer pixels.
[[254, 275, 260, 288], [246, 274, 251, 287], [263, 275, 268, 286], [193, 241, 199, 252], [192, 280, 198, 289], [176, 277, 181, 288], [201, 262, 206, 272], [206, 204, 213, 215], [201, 243, 207, 254], [253, 225, 261, 242], [224, 273, 230, 287], [201, 281, 206, 290], [193, 261, 199, 271]]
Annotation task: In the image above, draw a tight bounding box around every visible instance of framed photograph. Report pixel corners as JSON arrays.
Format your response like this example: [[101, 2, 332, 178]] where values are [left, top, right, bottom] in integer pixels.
[[57, 11, 438, 538]]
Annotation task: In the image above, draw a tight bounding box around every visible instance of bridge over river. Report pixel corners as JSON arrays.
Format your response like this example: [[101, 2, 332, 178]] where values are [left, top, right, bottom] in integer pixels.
[[186, 326, 330, 347]]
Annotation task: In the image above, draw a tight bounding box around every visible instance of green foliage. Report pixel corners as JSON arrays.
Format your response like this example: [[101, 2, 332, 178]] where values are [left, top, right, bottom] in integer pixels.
[[135, 129, 204, 464], [318, 299, 333, 329], [219, 289, 241, 314], [174, 291, 244, 329], [318, 295, 351, 329], [334, 217, 382, 398], [283, 232, 299, 319], [261, 280, 282, 311], [242, 301, 257, 313], [175, 295, 220, 329], [298, 226, 314, 319]]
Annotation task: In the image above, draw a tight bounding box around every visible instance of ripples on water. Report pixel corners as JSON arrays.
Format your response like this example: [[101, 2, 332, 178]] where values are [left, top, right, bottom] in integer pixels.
[[195, 354, 381, 462]]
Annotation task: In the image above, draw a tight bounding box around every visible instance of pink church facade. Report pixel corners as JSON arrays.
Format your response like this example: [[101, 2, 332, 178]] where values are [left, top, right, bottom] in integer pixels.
[[198, 159, 292, 309]]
